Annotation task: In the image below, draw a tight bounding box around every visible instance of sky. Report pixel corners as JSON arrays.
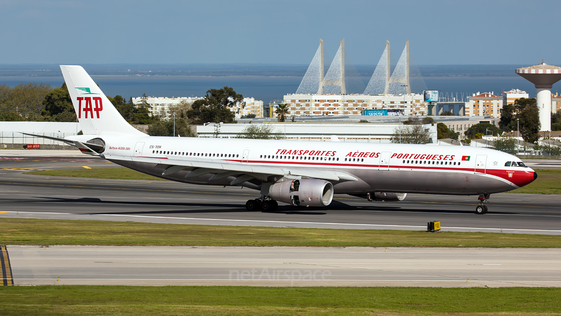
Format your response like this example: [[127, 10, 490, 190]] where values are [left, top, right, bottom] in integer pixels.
[[1, 0, 560, 66]]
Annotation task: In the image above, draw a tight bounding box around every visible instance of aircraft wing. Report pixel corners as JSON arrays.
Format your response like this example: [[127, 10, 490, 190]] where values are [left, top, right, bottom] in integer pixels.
[[103, 153, 358, 185]]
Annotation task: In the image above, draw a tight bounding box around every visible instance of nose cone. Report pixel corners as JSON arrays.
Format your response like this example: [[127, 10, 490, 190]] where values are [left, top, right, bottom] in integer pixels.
[[512, 169, 537, 188]]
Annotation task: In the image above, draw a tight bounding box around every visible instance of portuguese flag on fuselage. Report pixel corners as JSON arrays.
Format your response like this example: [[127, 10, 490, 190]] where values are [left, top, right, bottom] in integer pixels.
[[462, 156, 470, 161]]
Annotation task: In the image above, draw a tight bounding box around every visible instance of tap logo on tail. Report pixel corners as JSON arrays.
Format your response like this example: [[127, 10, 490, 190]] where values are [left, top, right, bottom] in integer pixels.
[[76, 87, 102, 119]]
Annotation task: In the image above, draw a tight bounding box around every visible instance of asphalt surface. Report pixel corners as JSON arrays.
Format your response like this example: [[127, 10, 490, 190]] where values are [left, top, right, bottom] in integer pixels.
[[0, 152, 560, 234], [7, 246, 561, 287], [1, 150, 560, 287]]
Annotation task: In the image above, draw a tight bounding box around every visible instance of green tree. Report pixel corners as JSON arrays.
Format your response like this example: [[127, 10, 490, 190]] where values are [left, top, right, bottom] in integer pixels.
[[237, 124, 282, 139], [186, 87, 240, 125], [391, 121, 432, 144], [110, 96, 136, 123], [516, 98, 540, 143], [540, 145, 561, 156], [499, 103, 516, 131], [147, 117, 194, 137], [402, 117, 421, 125], [493, 137, 517, 154], [422, 117, 434, 124], [464, 123, 501, 139], [0, 83, 52, 120], [436, 123, 458, 140], [0, 84, 10, 108], [167, 100, 192, 121], [41, 83, 76, 122], [551, 110, 561, 131], [0, 111, 25, 121], [126, 94, 154, 125], [275, 103, 290, 122]]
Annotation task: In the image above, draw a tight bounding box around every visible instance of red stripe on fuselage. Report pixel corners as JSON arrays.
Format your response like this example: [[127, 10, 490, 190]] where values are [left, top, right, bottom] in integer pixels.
[[151, 157, 536, 188]]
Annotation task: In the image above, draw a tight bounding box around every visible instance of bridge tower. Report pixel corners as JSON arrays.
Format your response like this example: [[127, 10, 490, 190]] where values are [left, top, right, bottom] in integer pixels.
[[318, 39, 346, 95]]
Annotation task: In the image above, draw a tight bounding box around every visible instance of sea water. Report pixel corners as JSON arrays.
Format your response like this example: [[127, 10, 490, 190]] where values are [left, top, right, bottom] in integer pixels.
[[1, 65, 559, 103]]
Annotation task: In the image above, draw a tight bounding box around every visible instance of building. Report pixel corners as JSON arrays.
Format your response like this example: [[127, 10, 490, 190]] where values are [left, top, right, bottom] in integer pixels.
[[282, 93, 427, 117], [197, 122, 437, 144], [502, 89, 529, 105], [132, 96, 264, 119], [132, 96, 203, 119], [237, 97, 264, 119], [465, 93, 503, 118], [439, 117, 500, 137]]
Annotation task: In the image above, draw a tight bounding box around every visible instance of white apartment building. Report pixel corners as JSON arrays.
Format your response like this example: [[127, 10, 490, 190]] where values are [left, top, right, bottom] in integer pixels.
[[465, 93, 503, 118], [132, 96, 264, 120], [282, 94, 428, 117], [132, 96, 203, 119], [236, 97, 264, 119], [502, 89, 529, 105]]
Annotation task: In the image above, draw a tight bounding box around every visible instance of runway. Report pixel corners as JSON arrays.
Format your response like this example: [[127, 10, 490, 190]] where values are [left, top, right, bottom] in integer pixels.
[[1, 153, 561, 287], [7, 246, 561, 287], [1, 155, 561, 235]]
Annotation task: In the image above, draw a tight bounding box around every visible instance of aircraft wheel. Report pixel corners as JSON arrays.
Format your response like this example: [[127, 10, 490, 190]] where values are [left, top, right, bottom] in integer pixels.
[[269, 200, 278, 212], [246, 199, 260, 211], [475, 205, 488, 215], [261, 200, 272, 212]]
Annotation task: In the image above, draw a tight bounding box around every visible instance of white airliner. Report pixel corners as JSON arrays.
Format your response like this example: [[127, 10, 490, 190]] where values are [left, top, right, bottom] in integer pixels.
[[31, 65, 538, 214]]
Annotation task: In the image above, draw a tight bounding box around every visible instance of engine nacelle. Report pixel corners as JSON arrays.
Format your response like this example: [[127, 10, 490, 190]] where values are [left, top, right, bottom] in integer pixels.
[[269, 179, 334, 207], [367, 192, 407, 202]]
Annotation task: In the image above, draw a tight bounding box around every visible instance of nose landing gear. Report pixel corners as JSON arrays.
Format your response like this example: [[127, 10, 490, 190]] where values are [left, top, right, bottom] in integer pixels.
[[475, 194, 490, 214]]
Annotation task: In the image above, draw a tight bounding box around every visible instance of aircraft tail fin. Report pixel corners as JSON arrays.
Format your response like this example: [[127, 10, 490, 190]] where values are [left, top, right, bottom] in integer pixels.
[[60, 65, 146, 137]]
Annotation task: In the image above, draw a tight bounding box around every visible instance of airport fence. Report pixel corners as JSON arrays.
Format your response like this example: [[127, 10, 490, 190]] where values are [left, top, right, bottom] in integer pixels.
[[0, 131, 73, 148]]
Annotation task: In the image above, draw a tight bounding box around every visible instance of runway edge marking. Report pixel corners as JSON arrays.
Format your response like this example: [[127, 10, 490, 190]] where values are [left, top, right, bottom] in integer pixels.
[[0, 245, 14, 286]]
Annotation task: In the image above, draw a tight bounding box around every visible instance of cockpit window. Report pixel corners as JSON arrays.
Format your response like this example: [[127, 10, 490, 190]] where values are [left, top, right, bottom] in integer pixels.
[[505, 161, 527, 167]]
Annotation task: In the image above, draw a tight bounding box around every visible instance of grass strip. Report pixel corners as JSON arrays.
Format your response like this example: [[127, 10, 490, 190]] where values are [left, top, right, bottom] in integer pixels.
[[0, 286, 560, 315], [24, 168, 561, 194], [509, 169, 561, 194], [1, 218, 560, 247]]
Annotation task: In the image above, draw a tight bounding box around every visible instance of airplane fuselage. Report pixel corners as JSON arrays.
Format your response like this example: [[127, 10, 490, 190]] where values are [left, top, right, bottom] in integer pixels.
[[83, 134, 536, 196]]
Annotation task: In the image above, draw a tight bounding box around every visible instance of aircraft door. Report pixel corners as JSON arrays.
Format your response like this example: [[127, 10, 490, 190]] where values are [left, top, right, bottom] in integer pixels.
[[378, 151, 391, 171], [475, 155, 487, 174], [134, 142, 145, 156], [242, 149, 250, 163]]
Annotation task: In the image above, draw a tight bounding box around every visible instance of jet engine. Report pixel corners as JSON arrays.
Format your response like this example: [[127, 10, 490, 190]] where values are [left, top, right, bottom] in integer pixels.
[[269, 179, 333, 207]]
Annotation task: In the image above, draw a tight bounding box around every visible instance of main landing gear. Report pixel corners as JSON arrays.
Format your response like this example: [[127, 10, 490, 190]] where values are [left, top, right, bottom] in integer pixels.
[[246, 198, 278, 212], [475, 194, 490, 215]]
